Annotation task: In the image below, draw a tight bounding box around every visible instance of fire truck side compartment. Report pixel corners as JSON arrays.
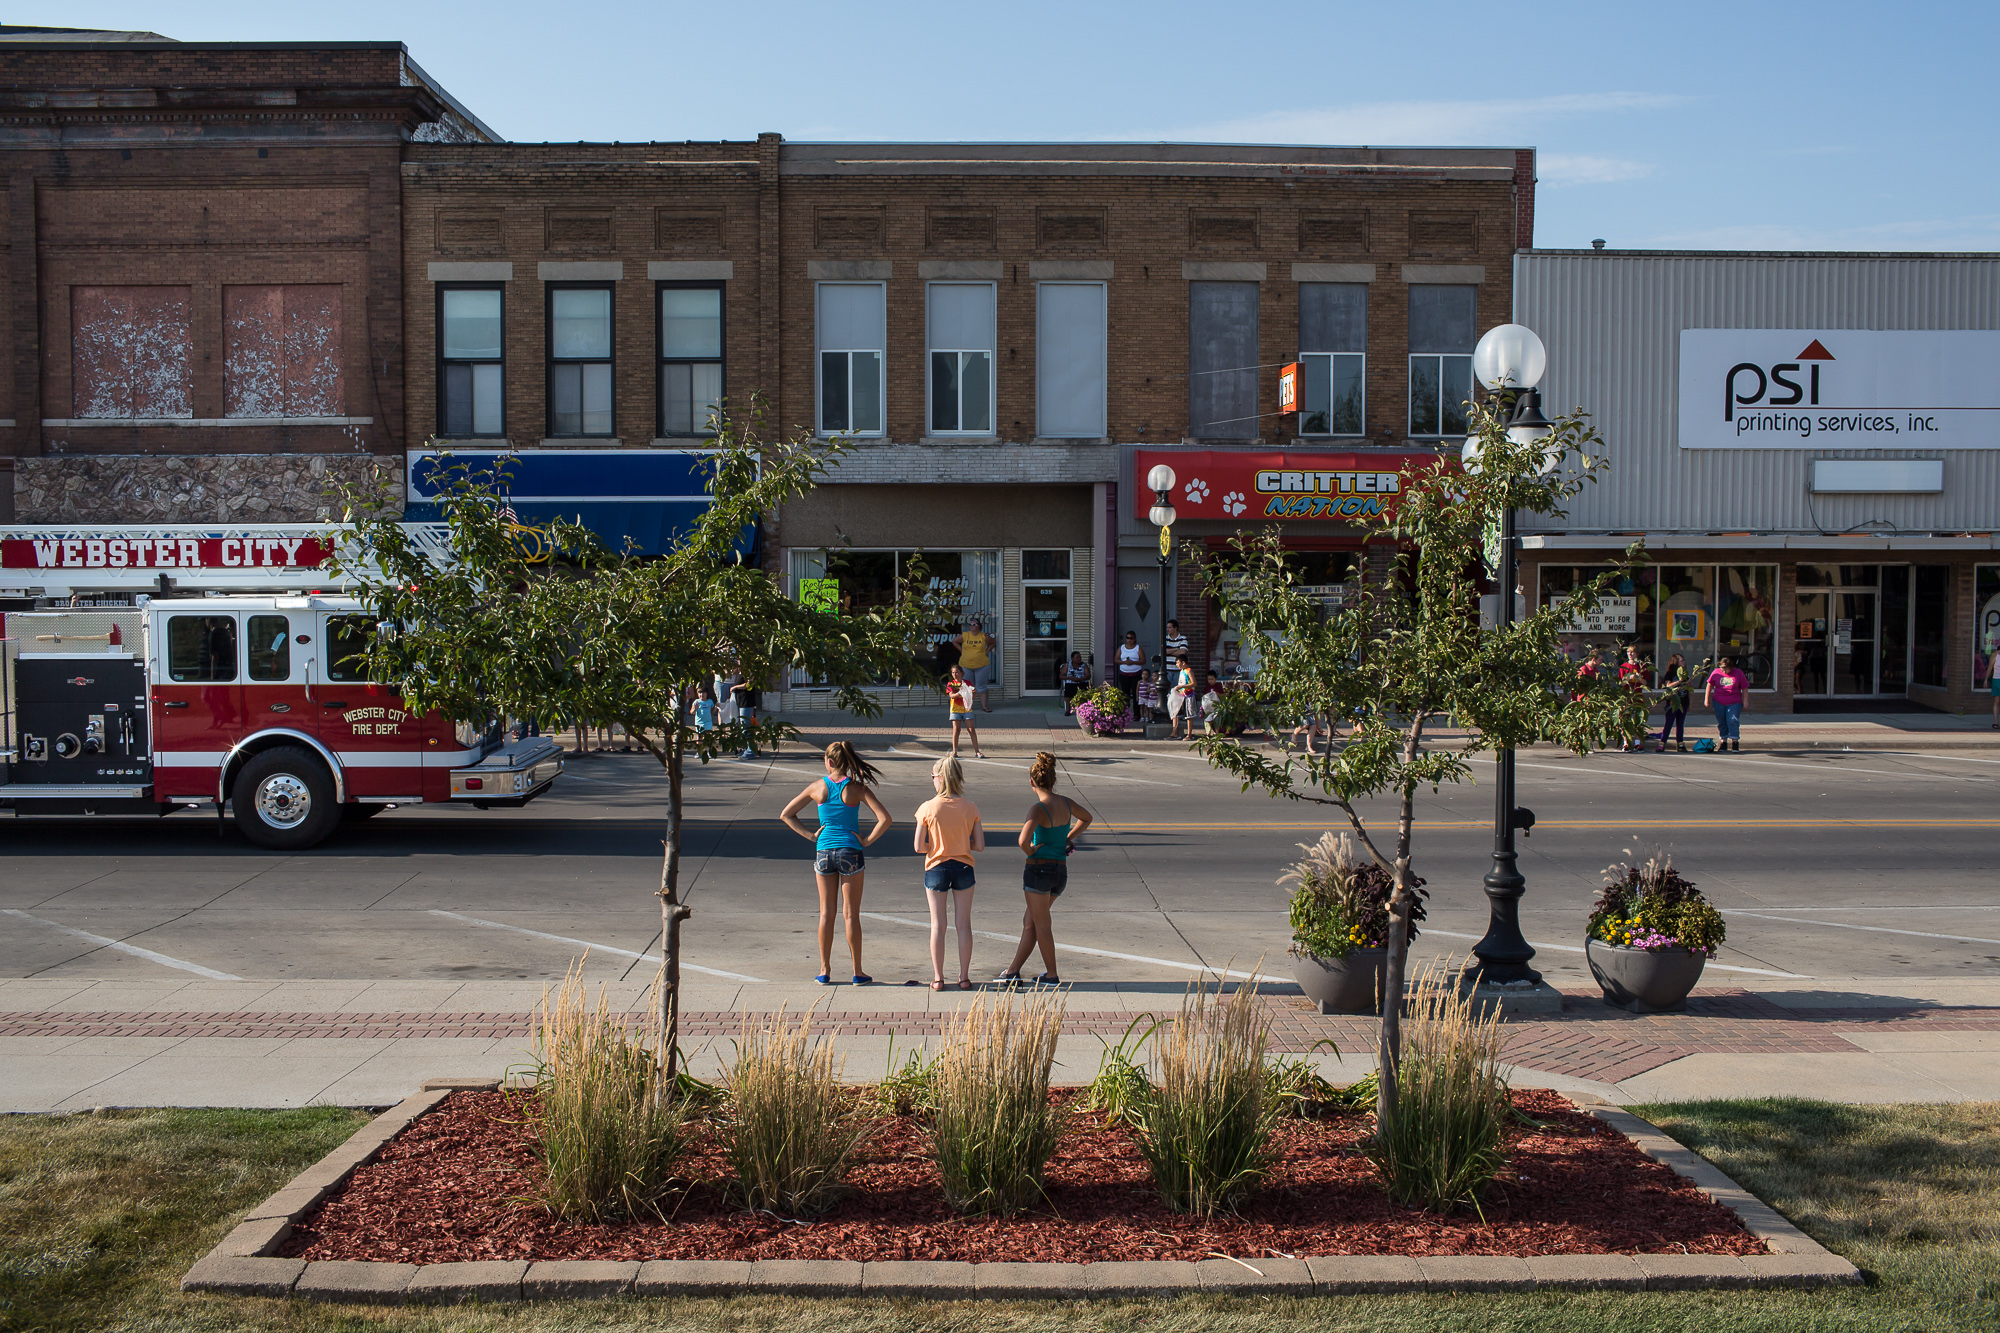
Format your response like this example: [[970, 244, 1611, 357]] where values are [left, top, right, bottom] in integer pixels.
[[10, 656, 152, 788]]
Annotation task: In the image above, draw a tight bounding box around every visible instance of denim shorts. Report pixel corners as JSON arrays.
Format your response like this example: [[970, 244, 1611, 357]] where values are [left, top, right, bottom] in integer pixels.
[[964, 664, 991, 688], [814, 846, 865, 876], [1023, 860, 1068, 897], [924, 859, 976, 892]]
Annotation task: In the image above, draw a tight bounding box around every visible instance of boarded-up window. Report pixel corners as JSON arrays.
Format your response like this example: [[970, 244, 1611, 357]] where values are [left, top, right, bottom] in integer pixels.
[[545, 212, 613, 251], [1038, 211, 1106, 247], [70, 286, 192, 419], [1409, 212, 1477, 256], [1192, 214, 1257, 249], [436, 211, 503, 252], [1301, 212, 1367, 251], [1189, 281, 1259, 440], [1037, 282, 1106, 439], [224, 285, 344, 418]]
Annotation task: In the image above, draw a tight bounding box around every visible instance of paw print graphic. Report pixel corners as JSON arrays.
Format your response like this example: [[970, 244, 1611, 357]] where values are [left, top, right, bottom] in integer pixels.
[[1221, 491, 1248, 517], [1183, 478, 1210, 505]]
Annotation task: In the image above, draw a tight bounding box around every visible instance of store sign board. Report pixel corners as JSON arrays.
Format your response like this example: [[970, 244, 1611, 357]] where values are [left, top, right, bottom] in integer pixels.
[[1133, 450, 1433, 522], [1564, 597, 1636, 634], [1679, 329, 2000, 449]]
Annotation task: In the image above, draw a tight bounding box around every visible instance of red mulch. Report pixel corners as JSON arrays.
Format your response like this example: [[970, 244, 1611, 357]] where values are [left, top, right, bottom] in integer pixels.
[[281, 1089, 1763, 1263]]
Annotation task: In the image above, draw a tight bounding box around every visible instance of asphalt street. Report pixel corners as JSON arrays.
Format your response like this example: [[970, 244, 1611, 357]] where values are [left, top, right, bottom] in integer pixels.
[[4, 741, 1997, 991]]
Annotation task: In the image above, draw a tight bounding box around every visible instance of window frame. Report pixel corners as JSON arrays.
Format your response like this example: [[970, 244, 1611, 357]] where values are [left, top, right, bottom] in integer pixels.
[[1296, 352, 1367, 438], [1034, 280, 1108, 439], [544, 281, 616, 439], [925, 280, 998, 438], [656, 279, 725, 439], [815, 281, 887, 438], [1407, 353, 1473, 439], [435, 283, 506, 439]]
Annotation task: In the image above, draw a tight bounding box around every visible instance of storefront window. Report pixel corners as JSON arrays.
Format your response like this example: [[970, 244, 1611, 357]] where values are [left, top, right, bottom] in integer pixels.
[[1206, 549, 1357, 681], [1976, 566, 2000, 690], [1539, 565, 1656, 665], [1714, 566, 1776, 688], [786, 548, 999, 686]]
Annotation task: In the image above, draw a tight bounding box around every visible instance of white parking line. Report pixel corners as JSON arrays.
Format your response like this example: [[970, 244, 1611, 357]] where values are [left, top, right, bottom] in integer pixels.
[[1460, 755, 1718, 784], [889, 748, 1182, 786], [427, 910, 769, 982], [857, 912, 1281, 982], [1419, 928, 1804, 977], [717, 758, 908, 786], [1733, 904, 2000, 912], [1723, 910, 2000, 948], [1688, 755, 1949, 779], [1871, 752, 2000, 767], [4, 909, 242, 981]]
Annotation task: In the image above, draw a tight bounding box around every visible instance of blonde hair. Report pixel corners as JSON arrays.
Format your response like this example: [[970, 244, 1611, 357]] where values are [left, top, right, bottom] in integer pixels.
[[931, 756, 965, 796], [1028, 751, 1058, 789]]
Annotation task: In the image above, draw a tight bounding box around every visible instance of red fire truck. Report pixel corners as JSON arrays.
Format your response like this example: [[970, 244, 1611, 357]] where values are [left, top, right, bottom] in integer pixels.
[[1, 595, 563, 849]]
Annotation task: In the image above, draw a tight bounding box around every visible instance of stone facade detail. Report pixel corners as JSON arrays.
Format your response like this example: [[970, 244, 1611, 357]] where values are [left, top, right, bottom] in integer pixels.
[[12, 455, 402, 525]]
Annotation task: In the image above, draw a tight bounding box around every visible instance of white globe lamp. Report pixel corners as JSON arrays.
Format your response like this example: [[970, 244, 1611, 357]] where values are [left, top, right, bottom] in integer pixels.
[[1471, 323, 1547, 391], [1147, 463, 1177, 494]]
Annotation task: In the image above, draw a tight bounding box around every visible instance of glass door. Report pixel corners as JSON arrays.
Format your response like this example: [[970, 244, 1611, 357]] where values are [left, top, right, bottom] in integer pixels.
[[1830, 591, 1878, 695], [1794, 592, 1829, 694], [1023, 584, 1068, 694]]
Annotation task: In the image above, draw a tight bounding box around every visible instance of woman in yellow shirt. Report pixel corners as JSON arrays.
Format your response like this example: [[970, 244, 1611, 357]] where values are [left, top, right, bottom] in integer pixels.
[[913, 756, 984, 990], [955, 615, 995, 712]]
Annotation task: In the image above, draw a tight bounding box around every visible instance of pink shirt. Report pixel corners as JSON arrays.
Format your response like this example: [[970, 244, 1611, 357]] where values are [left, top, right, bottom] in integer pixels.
[[1708, 669, 1747, 706]]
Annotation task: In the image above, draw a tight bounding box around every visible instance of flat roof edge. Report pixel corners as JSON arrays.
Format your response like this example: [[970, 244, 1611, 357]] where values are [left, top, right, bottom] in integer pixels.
[[1523, 248, 2000, 260]]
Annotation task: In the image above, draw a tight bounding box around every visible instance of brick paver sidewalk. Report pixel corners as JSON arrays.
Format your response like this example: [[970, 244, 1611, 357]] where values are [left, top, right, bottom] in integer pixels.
[[10, 989, 1997, 1086]]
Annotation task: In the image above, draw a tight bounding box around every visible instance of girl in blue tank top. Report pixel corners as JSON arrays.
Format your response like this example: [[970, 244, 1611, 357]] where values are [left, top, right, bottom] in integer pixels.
[[996, 751, 1094, 988], [780, 741, 891, 986]]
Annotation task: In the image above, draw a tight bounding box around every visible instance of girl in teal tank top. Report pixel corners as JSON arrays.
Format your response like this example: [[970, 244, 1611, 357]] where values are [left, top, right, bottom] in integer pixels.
[[780, 742, 891, 987], [998, 751, 1094, 987]]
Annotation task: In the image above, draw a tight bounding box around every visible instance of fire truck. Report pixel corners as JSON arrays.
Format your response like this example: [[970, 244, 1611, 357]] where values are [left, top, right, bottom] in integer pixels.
[[1, 595, 563, 849]]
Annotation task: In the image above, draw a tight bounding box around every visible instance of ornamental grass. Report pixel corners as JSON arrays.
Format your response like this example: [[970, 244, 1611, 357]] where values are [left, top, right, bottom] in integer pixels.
[[928, 989, 1069, 1215], [721, 1006, 870, 1216], [531, 962, 692, 1222], [1362, 956, 1512, 1213], [1132, 977, 1277, 1215]]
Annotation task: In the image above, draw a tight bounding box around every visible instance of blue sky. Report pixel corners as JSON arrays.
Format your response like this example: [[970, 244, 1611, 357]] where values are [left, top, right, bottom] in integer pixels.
[[57, 0, 2000, 251]]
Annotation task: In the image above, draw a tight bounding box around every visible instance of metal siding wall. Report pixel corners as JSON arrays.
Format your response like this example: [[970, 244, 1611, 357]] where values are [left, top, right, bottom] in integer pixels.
[[1514, 254, 2000, 534]]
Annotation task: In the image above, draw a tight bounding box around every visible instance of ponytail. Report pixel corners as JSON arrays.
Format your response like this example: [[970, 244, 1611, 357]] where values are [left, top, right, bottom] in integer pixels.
[[824, 740, 882, 788]]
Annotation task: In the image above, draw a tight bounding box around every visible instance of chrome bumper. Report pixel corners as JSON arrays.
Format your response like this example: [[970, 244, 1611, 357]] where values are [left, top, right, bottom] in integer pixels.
[[448, 737, 564, 803]]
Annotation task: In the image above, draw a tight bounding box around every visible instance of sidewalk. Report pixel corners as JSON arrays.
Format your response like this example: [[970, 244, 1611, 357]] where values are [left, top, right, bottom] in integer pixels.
[[5, 974, 1996, 1113], [733, 700, 2000, 755]]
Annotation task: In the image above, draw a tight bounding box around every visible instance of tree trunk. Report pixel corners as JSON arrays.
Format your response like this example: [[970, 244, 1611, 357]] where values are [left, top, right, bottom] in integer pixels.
[[658, 724, 691, 1081], [1374, 720, 1425, 1132]]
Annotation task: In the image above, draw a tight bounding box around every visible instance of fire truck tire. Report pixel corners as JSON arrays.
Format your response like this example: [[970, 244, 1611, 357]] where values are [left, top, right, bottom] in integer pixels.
[[232, 747, 341, 850]]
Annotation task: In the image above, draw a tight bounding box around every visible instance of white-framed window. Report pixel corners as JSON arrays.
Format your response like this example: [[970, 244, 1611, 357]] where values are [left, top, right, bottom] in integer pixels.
[[1298, 282, 1365, 437], [547, 284, 614, 437], [439, 286, 503, 436], [816, 282, 885, 436], [927, 282, 995, 435], [658, 282, 723, 437], [1407, 284, 1476, 438], [1036, 282, 1107, 438]]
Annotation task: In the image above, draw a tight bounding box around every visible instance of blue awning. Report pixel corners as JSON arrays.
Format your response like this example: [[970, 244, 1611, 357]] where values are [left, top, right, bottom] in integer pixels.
[[404, 449, 753, 558]]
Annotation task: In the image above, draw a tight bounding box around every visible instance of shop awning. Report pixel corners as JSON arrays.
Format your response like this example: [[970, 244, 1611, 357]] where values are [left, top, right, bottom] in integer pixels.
[[404, 448, 755, 558]]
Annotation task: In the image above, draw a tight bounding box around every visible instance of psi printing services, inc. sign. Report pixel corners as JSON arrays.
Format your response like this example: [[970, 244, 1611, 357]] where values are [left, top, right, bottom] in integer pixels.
[[1678, 330, 2000, 449]]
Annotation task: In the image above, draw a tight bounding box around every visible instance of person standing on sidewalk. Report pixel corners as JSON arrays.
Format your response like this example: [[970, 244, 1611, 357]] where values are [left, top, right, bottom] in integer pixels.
[[1116, 631, 1144, 710], [996, 751, 1093, 987], [780, 742, 892, 985], [1618, 645, 1653, 751], [914, 755, 983, 991], [1164, 619, 1190, 669], [1167, 654, 1195, 739], [1655, 653, 1691, 752], [946, 665, 983, 759], [955, 617, 996, 712], [1061, 651, 1091, 714], [1704, 655, 1749, 753]]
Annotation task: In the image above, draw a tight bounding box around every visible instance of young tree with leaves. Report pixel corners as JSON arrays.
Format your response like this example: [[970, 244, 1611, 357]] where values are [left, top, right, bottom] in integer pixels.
[[328, 396, 944, 1073], [1191, 401, 1647, 1133]]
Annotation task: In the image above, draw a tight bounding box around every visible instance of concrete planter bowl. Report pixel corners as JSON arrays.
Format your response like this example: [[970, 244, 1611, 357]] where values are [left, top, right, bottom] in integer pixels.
[[1587, 938, 1707, 1013], [1291, 948, 1385, 1014]]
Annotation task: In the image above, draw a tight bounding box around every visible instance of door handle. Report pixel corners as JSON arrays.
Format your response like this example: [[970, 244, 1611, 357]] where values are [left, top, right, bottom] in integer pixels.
[[160, 701, 190, 709], [322, 701, 348, 709]]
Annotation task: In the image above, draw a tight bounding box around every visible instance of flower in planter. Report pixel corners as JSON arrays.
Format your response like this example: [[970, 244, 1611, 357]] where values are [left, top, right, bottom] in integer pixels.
[[1588, 847, 1725, 957], [1280, 831, 1427, 960], [1074, 683, 1132, 737]]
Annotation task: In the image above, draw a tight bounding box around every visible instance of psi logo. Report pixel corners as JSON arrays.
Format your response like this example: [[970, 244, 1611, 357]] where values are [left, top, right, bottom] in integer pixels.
[[1724, 340, 1833, 420]]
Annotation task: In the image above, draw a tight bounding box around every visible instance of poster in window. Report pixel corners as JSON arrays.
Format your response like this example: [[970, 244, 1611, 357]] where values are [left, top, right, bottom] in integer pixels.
[[1669, 609, 1704, 642], [797, 577, 839, 613]]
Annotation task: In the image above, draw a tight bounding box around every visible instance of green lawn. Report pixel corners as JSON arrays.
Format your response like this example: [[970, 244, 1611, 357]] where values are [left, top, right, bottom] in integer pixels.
[[1, 1098, 1995, 1333]]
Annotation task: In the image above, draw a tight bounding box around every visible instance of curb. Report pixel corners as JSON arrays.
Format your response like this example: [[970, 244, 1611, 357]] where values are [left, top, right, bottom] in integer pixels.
[[181, 1079, 1861, 1304]]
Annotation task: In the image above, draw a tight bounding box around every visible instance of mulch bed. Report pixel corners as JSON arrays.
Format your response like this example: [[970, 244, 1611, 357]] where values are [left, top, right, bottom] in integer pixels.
[[282, 1089, 1763, 1263]]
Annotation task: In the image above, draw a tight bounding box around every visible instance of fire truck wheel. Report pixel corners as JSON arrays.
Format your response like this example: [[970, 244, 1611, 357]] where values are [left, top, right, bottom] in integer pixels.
[[232, 747, 340, 850]]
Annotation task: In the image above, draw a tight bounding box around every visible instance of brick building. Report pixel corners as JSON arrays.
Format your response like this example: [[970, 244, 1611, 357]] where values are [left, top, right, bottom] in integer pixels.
[[2, 30, 1537, 708]]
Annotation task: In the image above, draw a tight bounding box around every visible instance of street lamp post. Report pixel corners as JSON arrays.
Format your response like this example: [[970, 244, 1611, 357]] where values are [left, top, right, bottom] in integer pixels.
[[1463, 324, 1556, 986], [1146, 463, 1178, 724]]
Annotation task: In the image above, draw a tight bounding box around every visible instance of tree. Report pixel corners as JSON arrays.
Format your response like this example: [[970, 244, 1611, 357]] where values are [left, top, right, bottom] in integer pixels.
[[328, 396, 944, 1073], [1189, 401, 1647, 1132]]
